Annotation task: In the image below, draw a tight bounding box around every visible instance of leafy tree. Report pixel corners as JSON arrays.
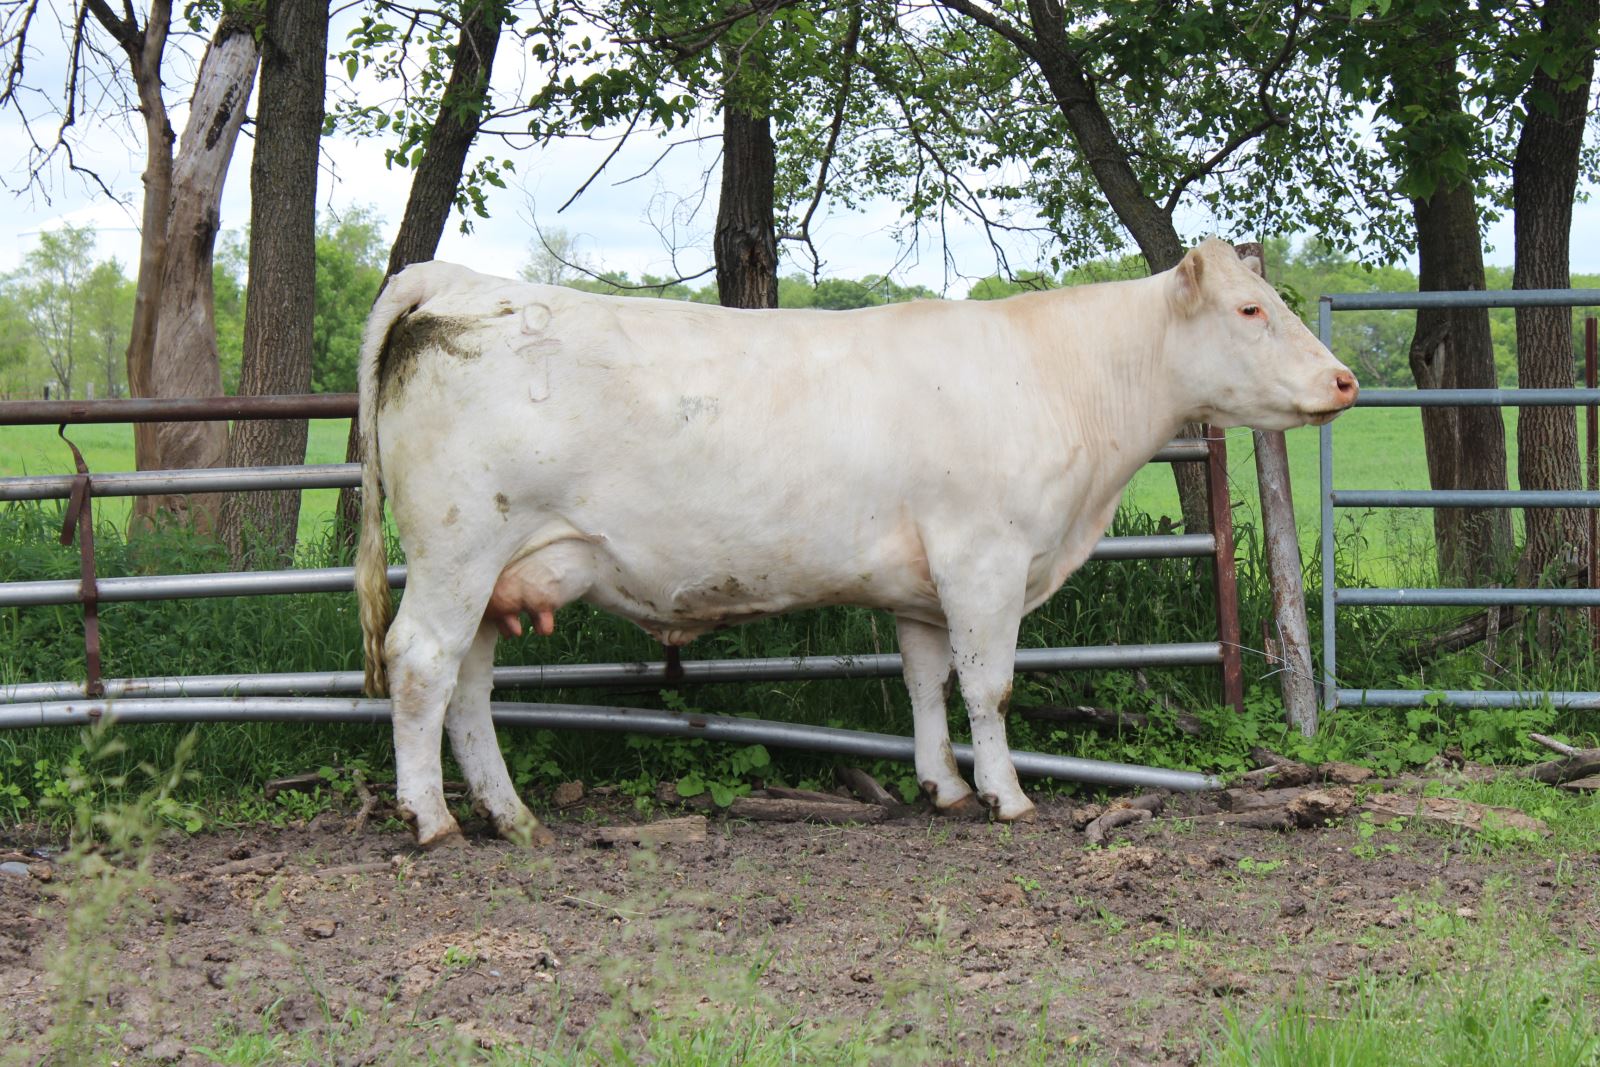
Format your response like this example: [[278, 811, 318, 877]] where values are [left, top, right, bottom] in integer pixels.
[[80, 259, 135, 399], [15, 224, 97, 399], [311, 208, 387, 395], [0, 288, 31, 398], [213, 234, 248, 395], [1509, 0, 1598, 582]]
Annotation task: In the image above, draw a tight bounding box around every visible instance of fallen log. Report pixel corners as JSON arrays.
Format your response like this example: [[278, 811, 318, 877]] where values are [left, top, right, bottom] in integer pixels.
[[209, 852, 287, 877], [1211, 788, 1354, 830], [1211, 809, 1295, 831], [1084, 807, 1151, 846], [1235, 756, 1371, 790], [1222, 786, 1321, 813], [1519, 747, 1600, 786], [760, 785, 854, 804], [1559, 776, 1600, 792], [1362, 792, 1550, 837], [1529, 733, 1579, 758], [590, 816, 709, 847], [1018, 704, 1203, 737], [836, 767, 900, 808], [1400, 605, 1519, 664], [727, 796, 888, 824], [1236, 761, 1317, 790], [1124, 793, 1167, 815]]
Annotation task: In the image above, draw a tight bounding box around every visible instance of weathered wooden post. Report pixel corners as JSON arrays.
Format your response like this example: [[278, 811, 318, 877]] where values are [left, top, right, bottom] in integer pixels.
[[1236, 242, 1318, 736]]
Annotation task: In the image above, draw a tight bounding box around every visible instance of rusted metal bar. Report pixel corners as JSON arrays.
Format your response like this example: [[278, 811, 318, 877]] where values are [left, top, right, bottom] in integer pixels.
[[1587, 316, 1597, 649], [0, 394, 355, 426], [1204, 425, 1244, 711], [55, 430, 103, 699]]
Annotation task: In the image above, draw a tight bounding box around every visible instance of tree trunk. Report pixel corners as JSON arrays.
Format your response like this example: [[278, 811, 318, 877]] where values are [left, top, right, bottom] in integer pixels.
[[219, 0, 328, 567], [133, 20, 260, 531], [1407, 184, 1513, 582], [86, 1, 174, 518], [1512, 0, 1596, 583], [335, 0, 508, 547], [714, 103, 780, 309], [1016, 0, 1209, 532]]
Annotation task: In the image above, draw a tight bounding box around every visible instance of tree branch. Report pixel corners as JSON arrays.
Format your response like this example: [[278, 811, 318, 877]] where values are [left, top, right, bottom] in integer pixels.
[[614, 0, 806, 59], [1162, 0, 1304, 212], [557, 105, 644, 212], [782, 2, 862, 270], [933, 0, 1040, 65]]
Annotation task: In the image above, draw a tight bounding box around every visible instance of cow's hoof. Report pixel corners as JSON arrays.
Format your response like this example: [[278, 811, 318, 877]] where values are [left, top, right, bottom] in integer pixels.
[[932, 790, 987, 820], [497, 812, 556, 848], [980, 793, 1037, 824], [416, 825, 469, 851]]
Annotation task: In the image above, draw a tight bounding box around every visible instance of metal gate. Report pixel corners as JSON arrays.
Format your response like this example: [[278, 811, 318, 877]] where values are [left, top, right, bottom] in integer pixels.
[[1318, 291, 1600, 712]]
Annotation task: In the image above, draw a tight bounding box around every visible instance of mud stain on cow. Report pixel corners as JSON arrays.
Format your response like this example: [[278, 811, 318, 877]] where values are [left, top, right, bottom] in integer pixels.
[[379, 313, 484, 405], [443, 505, 460, 526], [494, 493, 510, 519], [996, 681, 1013, 719]]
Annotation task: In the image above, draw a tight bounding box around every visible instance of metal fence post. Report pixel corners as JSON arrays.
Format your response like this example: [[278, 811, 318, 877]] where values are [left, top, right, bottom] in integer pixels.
[[1318, 298, 1337, 713]]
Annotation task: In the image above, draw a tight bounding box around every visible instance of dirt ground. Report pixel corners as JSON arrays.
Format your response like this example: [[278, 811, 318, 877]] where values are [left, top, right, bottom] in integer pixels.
[[3, 785, 1597, 1066]]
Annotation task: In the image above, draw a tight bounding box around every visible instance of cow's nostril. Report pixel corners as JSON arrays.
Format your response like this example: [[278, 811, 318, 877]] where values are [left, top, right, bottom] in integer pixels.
[[1334, 371, 1358, 400]]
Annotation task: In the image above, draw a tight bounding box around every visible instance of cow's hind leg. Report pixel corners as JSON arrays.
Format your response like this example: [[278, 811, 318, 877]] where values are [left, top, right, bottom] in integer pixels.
[[386, 564, 500, 848], [933, 552, 1035, 822], [897, 616, 979, 814], [446, 622, 553, 846]]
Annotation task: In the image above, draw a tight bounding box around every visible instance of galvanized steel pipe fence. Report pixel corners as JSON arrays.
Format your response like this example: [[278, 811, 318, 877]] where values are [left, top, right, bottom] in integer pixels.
[[0, 394, 1246, 792], [1318, 291, 1600, 715]]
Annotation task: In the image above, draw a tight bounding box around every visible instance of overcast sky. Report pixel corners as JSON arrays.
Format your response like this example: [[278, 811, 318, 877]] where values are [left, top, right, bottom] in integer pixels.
[[3, 8, 1597, 293]]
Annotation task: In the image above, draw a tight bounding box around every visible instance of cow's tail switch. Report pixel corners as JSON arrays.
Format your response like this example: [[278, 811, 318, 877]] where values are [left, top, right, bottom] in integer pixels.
[[355, 263, 436, 697]]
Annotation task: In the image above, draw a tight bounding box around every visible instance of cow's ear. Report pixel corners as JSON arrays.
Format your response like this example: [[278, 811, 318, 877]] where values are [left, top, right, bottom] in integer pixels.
[[1240, 254, 1263, 277], [1173, 247, 1206, 313]]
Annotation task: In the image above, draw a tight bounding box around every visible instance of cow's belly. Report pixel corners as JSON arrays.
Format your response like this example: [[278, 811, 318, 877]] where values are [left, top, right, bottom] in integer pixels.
[[484, 522, 945, 645]]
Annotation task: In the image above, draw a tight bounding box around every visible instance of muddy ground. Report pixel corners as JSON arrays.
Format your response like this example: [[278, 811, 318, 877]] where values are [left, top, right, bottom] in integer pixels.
[[2, 785, 1597, 1066]]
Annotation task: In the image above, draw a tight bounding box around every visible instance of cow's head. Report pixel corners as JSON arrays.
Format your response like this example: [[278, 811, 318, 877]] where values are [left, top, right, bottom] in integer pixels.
[[1166, 239, 1357, 431]]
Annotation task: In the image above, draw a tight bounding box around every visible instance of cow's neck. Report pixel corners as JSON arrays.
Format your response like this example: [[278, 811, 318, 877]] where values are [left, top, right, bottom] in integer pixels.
[[1032, 274, 1190, 494]]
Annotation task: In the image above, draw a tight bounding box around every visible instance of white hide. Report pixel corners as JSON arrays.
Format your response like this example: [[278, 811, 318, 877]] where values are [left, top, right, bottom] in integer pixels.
[[355, 239, 1357, 846]]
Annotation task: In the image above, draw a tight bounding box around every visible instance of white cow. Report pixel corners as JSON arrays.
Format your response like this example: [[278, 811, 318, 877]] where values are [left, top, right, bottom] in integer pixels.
[[355, 239, 1357, 847]]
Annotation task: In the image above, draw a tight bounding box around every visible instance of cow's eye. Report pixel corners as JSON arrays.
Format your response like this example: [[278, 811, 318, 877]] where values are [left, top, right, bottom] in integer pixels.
[[1239, 304, 1263, 319]]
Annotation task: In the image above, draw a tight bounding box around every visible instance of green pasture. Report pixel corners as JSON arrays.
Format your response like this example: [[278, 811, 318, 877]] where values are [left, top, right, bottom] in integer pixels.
[[1, 408, 1542, 585], [2, 420, 354, 547]]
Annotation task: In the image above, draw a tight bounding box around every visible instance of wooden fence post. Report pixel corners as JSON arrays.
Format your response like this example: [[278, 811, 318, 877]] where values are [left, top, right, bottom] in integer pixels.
[[1236, 242, 1318, 736]]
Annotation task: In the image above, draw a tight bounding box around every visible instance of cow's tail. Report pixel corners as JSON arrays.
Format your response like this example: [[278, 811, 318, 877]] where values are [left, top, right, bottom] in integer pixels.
[[356, 264, 438, 697]]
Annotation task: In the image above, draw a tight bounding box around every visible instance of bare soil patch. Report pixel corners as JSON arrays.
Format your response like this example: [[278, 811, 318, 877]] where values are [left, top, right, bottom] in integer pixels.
[[2, 786, 1596, 1065]]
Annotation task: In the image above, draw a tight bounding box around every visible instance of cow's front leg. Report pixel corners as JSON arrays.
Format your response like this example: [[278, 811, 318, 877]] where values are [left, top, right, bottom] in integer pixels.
[[896, 615, 979, 814], [446, 623, 553, 846], [936, 553, 1035, 823]]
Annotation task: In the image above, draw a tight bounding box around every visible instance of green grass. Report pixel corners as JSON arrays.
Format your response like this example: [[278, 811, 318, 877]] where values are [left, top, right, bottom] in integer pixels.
[[1, 420, 355, 546], [1211, 893, 1600, 1067]]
